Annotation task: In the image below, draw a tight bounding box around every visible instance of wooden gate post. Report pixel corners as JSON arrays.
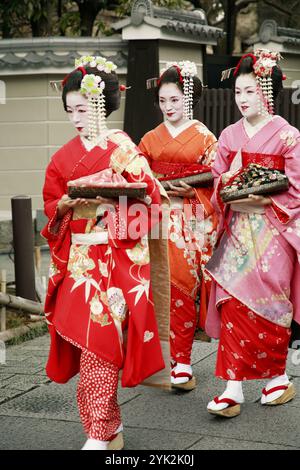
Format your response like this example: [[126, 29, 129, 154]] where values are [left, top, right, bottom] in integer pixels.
[[11, 196, 36, 301]]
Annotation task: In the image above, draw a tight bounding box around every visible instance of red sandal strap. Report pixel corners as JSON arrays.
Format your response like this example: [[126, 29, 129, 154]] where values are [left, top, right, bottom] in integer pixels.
[[171, 371, 192, 380], [213, 396, 239, 406], [262, 384, 289, 396]]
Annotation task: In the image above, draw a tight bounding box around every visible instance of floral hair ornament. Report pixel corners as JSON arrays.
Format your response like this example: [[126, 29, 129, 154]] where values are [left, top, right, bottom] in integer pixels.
[[252, 49, 283, 116], [74, 55, 117, 142]]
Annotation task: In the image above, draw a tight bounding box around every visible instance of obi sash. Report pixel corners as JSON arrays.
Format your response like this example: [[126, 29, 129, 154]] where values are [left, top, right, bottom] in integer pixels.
[[151, 160, 210, 177], [228, 151, 285, 171]]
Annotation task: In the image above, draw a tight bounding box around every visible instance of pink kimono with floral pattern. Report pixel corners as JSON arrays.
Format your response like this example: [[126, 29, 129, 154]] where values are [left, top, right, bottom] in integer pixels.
[[205, 116, 300, 380]]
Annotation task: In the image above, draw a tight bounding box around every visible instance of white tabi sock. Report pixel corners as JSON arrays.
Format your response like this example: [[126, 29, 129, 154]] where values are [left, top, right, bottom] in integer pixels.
[[81, 423, 123, 450], [261, 372, 290, 404], [81, 438, 109, 450], [171, 362, 193, 384], [207, 380, 245, 411]]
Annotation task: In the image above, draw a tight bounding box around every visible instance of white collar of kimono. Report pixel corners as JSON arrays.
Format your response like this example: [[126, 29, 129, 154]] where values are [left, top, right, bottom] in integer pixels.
[[164, 119, 198, 138], [243, 115, 274, 138], [80, 129, 118, 151]]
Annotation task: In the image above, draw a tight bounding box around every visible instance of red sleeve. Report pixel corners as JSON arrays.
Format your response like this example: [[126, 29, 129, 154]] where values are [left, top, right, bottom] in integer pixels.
[[41, 158, 71, 242]]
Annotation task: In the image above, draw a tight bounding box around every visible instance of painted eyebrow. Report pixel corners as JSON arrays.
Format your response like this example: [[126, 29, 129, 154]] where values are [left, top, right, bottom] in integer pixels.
[[66, 104, 87, 109], [159, 95, 180, 99], [235, 86, 256, 90]]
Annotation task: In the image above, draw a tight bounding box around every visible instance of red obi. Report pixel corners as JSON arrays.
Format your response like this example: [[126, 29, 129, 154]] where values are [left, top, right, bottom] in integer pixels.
[[151, 160, 211, 179], [228, 151, 285, 171]]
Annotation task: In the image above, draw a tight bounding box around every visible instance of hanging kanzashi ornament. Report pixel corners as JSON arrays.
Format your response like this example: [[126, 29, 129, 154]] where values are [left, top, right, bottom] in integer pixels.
[[252, 49, 282, 116]]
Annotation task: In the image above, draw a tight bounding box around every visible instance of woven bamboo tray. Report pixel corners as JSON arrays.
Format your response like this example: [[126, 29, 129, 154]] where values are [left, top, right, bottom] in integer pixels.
[[220, 179, 289, 203], [68, 186, 147, 199], [160, 172, 213, 189]]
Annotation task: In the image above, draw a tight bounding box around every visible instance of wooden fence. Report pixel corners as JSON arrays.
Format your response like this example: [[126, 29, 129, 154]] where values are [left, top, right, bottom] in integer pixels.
[[194, 88, 300, 138]]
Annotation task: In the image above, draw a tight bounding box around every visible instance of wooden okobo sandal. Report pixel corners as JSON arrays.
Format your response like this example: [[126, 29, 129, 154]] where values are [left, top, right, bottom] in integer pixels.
[[171, 371, 197, 391], [107, 432, 124, 450], [208, 397, 241, 418], [261, 383, 296, 406]]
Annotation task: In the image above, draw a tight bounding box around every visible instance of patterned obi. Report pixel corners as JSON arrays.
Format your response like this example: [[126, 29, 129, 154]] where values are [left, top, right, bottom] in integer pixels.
[[229, 151, 285, 171], [151, 160, 207, 177]]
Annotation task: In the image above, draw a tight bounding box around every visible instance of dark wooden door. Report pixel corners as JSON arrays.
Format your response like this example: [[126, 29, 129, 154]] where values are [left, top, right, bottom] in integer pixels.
[[124, 40, 162, 144]]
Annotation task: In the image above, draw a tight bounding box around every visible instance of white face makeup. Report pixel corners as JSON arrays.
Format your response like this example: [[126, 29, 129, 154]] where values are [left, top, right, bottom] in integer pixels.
[[235, 73, 266, 123], [66, 91, 89, 137], [158, 83, 186, 127]]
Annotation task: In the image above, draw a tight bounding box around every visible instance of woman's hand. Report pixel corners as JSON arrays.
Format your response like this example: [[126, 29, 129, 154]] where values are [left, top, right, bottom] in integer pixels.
[[166, 181, 195, 198], [229, 194, 272, 207], [57, 194, 117, 218]]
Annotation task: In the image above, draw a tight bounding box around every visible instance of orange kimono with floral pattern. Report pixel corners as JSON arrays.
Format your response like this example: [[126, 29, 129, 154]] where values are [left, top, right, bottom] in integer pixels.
[[139, 120, 218, 365]]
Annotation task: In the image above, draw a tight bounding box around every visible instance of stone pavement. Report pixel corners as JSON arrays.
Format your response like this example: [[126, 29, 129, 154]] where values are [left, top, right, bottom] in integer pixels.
[[0, 334, 299, 451]]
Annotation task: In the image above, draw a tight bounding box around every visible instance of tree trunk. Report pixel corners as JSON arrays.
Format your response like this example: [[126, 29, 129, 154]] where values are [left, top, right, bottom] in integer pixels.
[[75, 1, 104, 37], [1, 0, 12, 38], [30, 0, 53, 37], [224, 0, 237, 55], [2, 19, 12, 38]]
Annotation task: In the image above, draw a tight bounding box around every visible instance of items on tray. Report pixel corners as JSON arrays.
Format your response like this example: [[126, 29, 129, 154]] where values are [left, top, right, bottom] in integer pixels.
[[158, 168, 213, 189], [67, 168, 147, 199], [220, 163, 289, 202]]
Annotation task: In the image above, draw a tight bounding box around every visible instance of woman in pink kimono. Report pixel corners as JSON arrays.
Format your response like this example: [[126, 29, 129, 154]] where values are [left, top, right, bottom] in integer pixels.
[[205, 50, 300, 417]]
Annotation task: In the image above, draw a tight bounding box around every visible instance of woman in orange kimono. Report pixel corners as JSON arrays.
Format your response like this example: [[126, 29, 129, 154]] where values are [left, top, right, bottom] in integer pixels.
[[42, 56, 169, 450], [140, 62, 218, 390]]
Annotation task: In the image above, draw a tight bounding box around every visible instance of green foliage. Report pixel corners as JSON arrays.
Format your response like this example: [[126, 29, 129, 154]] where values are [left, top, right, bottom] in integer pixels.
[[115, 0, 187, 17], [59, 9, 81, 36]]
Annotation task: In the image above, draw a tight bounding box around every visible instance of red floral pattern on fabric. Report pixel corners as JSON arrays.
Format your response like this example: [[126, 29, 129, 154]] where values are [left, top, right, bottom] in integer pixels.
[[242, 152, 285, 171], [170, 285, 197, 364], [216, 299, 291, 381]]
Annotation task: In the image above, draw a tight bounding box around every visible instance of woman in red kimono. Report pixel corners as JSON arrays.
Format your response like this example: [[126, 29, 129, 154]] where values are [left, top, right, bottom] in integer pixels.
[[42, 56, 169, 450], [139, 62, 218, 391], [206, 50, 299, 418]]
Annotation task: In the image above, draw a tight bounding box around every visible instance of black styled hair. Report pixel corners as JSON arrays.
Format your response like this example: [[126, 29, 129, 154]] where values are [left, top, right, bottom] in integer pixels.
[[62, 66, 120, 116], [234, 55, 283, 100], [155, 66, 203, 109]]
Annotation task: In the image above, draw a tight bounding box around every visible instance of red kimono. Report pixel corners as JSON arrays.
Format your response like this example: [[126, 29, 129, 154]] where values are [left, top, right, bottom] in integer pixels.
[[42, 131, 165, 387]]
